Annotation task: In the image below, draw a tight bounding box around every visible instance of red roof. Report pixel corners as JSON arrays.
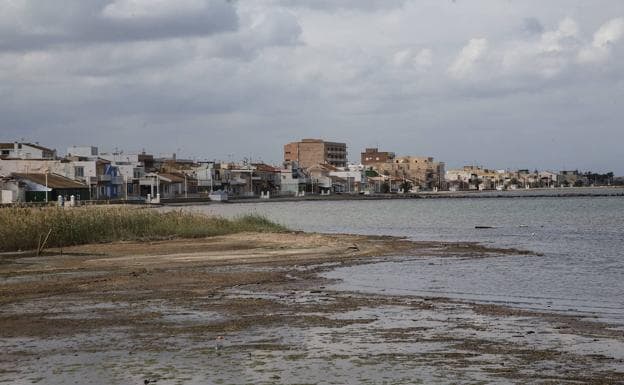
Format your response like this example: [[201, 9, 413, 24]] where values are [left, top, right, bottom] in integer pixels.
[[253, 163, 280, 173]]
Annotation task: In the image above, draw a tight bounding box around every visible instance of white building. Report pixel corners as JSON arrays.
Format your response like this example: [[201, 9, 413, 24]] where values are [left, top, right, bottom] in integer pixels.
[[192, 162, 221, 193], [280, 161, 308, 194], [328, 167, 366, 193], [1, 142, 57, 159]]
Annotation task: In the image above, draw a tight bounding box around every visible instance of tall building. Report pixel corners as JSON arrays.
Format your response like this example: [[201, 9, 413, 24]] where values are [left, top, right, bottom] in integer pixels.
[[284, 139, 347, 169]]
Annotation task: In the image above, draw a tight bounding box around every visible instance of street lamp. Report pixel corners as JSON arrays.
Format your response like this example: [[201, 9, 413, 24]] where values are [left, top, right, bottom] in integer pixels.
[[184, 174, 188, 199]]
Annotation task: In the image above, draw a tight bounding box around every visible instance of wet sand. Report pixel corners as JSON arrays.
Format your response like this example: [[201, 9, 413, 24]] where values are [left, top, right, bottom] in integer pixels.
[[1, 232, 623, 384]]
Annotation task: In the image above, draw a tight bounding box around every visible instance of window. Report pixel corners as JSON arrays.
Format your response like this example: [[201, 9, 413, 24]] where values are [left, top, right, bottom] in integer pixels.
[[74, 166, 84, 178], [1, 150, 9, 156]]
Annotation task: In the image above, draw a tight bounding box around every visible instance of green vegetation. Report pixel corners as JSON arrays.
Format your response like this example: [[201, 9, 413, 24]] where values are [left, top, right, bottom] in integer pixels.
[[0, 206, 287, 252]]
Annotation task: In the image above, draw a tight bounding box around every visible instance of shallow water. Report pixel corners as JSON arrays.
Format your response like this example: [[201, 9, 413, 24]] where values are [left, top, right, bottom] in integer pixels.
[[182, 194, 624, 324]]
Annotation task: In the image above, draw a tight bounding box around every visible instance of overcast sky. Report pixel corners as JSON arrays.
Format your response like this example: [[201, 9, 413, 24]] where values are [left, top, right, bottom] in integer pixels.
[[2, 0, 623, 173]]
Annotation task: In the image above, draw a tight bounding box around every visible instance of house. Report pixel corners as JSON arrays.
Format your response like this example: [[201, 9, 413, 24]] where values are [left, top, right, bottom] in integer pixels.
[[307, 164, 335, 193], [328, 165, 367, 193], [11, 173, 89, 202], [66, 146, 147, 199], [557, 170, 590, 187], [220, 163, 254, 197], [0, 142, 57, 160], [67, 157, 124, 199], [251, 163, 281, 195], [446, 166, 510, 190], [192, 162, 222, 194], [0, 175, 26, 203], [367, 175, 410, 193], [139, 172, 187, 199], [361, 148, 395, 167], [279, 161, 308, 195], [0, 158, 68, 177]]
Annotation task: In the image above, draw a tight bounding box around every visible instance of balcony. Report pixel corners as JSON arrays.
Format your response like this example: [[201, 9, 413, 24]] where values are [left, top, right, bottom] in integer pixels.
[[98, 174, 112, 182]]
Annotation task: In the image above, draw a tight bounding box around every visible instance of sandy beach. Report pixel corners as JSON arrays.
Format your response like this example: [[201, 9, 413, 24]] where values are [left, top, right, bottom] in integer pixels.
[[1, 232, 623, 384]]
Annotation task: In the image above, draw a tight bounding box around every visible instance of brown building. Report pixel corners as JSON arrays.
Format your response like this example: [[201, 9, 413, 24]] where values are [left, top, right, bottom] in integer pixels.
[[283, 139, 347, 169], [361, 148, 395, 166]]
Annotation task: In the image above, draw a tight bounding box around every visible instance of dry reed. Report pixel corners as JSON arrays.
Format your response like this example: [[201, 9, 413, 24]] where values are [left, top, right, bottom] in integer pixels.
[[0, 206, 287, 252]]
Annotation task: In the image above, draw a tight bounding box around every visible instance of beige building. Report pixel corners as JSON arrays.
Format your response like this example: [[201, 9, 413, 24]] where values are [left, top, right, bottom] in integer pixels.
[[376, 156, 445, 190], [284, 139, 347, 169]]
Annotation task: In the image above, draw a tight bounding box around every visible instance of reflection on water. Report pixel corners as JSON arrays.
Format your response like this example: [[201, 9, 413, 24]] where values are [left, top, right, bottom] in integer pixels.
[[177, 194, 624, 323]]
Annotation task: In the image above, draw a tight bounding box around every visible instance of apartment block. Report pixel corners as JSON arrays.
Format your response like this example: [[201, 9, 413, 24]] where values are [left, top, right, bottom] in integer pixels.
[[284, 139, 347, 169]]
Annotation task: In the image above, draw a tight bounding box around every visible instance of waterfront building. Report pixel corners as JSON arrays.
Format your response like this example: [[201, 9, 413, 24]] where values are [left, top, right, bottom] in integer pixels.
[[192, 162, 222, 193], [139, 172, 188, 199], [279, 161, 309, 195], [11, 173, 89, 202], [375, 155, 445, 190]]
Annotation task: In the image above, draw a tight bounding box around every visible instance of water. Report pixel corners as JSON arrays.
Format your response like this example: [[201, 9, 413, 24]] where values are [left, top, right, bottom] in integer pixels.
[[178, 194, 624, 324]]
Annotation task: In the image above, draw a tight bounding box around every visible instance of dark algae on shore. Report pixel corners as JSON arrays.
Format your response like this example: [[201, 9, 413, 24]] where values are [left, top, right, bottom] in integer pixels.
[[0, 232, 622, 384]]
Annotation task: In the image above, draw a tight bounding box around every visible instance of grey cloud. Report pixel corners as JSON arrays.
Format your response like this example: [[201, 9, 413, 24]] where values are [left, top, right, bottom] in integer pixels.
[[270, 0, 407, 12], [0, 0, 238, 51], [522, 17, 544, 35], [2, 0, 624, 174]]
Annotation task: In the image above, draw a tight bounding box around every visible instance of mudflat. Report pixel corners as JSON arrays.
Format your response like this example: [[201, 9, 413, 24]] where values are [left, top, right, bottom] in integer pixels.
[[1, 232, 623, 384]]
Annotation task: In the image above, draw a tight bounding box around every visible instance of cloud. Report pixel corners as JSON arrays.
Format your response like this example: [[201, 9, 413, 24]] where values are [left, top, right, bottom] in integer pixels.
[[578, 17, 624, 63], [2, 0, 624, 173], [522, 17, 544, 35], [102, 0, 209, 19], [502, 18, 581, 79], [0, 0, 239, 51], [448, 38, 488, 79], [392, 48, 432, 71], [539, 17, 579, 53], [270, 0, 407, 12]]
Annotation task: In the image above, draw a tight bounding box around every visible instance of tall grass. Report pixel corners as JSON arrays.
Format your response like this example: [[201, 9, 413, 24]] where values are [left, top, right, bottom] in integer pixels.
[[0, 206, 287, 252]]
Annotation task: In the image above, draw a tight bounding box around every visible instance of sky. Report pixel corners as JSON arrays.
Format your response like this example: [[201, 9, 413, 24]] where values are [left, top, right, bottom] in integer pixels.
[[1, 0, 623, 173]]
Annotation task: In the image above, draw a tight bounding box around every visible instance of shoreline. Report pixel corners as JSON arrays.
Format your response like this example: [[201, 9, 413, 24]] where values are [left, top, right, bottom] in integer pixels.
[[1, 232, 623, 383], [2, 186, 622, 208], [163, 186, 624, 205]]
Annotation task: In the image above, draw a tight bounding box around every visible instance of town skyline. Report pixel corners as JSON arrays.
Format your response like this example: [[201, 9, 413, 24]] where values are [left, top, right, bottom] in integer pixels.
[[1, 136, 619, 176], [2, 1, 624, 174]]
